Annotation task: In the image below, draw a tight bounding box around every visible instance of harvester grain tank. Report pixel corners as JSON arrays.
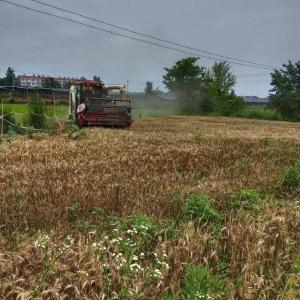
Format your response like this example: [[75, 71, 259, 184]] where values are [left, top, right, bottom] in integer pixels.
[[69, 80, 133, 127]]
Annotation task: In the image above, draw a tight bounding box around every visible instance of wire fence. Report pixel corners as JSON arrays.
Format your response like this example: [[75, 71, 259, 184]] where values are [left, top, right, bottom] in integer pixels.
[[0, 86, 71, 139], [0, 99, 69, 139]]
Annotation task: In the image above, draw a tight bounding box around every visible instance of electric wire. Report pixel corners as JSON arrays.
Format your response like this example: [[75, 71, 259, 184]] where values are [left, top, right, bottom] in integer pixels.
[[28, 0, 278, 69], [0, 0, 275, 70]]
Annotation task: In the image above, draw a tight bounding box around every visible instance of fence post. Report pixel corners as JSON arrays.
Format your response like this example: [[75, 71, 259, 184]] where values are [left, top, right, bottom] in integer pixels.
[[1, 98, 4, 139], [53, 91, 56, 114]]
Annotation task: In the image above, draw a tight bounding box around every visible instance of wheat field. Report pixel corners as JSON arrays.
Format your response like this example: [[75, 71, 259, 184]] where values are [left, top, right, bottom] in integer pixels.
[[0, 116, 300, 299]]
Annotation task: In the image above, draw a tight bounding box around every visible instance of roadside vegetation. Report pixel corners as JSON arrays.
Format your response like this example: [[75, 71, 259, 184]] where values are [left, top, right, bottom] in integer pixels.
[[161, 58, 300, 122], [1, 117, 300, 299], [233, 106, 280, 121]]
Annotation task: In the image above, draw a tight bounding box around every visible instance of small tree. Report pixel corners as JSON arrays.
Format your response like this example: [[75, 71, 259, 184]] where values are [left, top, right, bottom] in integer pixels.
[[206, 62, 244, 115], [42, 77, 61, 89], [206, 62, 236, 99], [144, 81, 160, 96], [269, 61, 300, 120], [93, 76, 101, 82], [144, 81, 154, 95], [2, 67, 16, 86], [28, 96, 46, 129]]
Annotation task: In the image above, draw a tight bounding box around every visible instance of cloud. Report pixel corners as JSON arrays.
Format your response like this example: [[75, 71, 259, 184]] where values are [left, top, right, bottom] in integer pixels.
[[0, 0, 299, 96]]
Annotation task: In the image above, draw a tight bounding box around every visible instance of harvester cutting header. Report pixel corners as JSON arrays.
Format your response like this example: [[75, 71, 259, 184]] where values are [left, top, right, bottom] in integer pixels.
[[69, 80, 133, 127]]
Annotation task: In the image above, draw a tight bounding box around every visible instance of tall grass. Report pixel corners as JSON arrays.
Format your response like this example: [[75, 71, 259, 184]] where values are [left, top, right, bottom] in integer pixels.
[[0, 117, 300, 299]]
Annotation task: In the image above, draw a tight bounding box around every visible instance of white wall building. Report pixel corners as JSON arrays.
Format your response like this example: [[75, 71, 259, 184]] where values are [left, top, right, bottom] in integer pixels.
[[18, 75, 78, 88]]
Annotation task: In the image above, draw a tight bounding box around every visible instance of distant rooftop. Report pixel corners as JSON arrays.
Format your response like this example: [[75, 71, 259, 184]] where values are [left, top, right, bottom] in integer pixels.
[[18, 74, 79, 81], [243, 96, 269, 105]]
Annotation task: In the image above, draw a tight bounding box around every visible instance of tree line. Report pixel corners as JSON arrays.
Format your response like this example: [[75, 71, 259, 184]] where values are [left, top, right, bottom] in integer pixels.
[[144, 58, 300, 121], [162, 58, 244, 116], [2, 60, 300, 121]]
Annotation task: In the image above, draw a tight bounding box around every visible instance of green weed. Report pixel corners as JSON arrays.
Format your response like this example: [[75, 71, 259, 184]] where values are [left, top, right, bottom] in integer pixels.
[[67, 201, 82, 224], [184, 194, 221, 224], [281, 161, 300, 189], [183, 265, 225, 299], [194, 130, 204, 143], [229, 189, 260, 210]]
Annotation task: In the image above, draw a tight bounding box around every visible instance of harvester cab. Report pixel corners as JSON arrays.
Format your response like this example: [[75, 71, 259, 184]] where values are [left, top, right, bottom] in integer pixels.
[[69, 80, 133, 127]]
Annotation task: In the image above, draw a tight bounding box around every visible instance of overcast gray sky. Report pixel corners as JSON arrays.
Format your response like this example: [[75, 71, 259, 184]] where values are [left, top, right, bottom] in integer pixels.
[[0, 0, 299, 96]]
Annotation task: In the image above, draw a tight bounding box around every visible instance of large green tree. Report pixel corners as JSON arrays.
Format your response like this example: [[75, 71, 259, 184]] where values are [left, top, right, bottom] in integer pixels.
[[42, 77, 61, 89], [163, 57, 243, 115], [163, 57, 213, 114], [269, 61, 300, 120]]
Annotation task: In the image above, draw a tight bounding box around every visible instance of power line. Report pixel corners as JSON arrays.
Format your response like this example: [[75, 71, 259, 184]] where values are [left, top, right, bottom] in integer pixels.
[[238, 73, 271, 78], [28, 0, 278, 69], [0, 0, 275, 70]]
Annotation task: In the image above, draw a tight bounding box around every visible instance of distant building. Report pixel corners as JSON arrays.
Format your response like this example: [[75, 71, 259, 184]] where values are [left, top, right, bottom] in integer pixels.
[[243, 96, 269, 106], [17, 74, 79, 88]]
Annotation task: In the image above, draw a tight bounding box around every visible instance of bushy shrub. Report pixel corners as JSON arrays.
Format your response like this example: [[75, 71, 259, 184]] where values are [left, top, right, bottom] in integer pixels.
[[270, 93, 300, 121], [234, 106, 280, 120], [0, 107, 17, 134], [118, 215, 154, 248], [28, 96, 46, 129], [282, 161, 300, 189], [183, 265, 224, 299], [218, 95, 245, 116], [184, 194, 221, 223], [120, 215, 153, 234]]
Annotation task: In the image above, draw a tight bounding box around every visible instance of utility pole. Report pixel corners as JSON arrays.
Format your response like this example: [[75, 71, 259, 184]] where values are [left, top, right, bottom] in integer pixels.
[[126, 80, 129, 94]]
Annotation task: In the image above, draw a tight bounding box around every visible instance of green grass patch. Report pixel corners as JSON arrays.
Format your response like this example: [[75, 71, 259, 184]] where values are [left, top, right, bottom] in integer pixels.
[[234, 106, 280, 121], [2, 103, 68, 123]]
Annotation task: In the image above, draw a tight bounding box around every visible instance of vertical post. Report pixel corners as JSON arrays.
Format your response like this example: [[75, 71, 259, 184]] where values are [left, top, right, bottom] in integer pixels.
[[1, 98, 4, 139], [126, 80, 129, 94], [13, 76, 16, 91], [53, 91, 56, 114]]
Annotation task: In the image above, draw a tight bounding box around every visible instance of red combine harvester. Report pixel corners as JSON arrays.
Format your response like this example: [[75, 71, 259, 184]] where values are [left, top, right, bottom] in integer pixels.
[[69, 80, 133, 127]]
